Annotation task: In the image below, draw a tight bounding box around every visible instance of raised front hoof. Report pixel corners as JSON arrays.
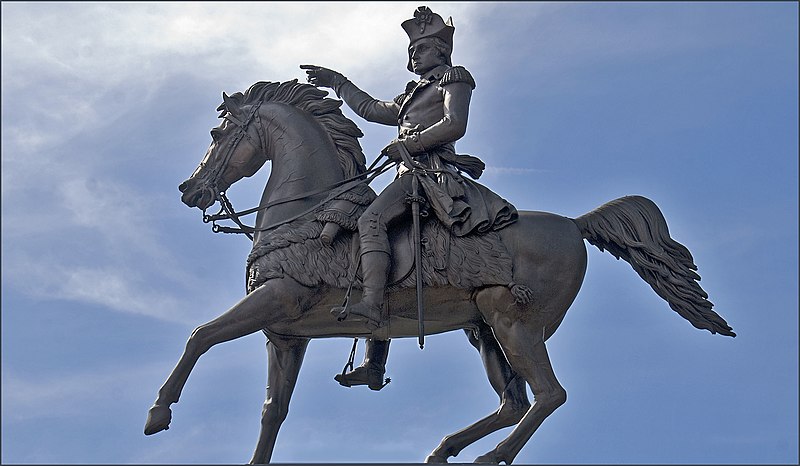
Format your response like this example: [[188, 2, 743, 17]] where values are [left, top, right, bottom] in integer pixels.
[[144, 404, 172, 435]]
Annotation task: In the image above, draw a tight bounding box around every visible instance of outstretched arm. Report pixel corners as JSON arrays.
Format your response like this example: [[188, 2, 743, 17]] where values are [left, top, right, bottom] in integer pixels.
[[301, 65, 400, 126]]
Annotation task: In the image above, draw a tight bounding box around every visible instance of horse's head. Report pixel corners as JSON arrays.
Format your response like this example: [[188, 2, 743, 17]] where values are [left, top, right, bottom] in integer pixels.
[[179, 92, 268, 211], [180, 80, 367, 215]]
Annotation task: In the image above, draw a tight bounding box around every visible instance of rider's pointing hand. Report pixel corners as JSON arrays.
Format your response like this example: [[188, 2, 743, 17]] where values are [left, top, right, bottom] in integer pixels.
[[300, 65, 347, 90]]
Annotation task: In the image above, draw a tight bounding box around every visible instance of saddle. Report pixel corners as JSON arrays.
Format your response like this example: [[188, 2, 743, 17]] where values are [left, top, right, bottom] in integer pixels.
[[246, 183, 519, 297], [353, 213, 450, 288]]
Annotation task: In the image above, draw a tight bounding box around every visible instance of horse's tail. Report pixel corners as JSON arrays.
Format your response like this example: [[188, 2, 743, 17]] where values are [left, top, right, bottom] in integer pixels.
[[573, 195, 735, 337]]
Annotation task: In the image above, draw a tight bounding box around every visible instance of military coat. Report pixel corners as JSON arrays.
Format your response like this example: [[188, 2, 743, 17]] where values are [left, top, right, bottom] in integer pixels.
[[333, 65, 517, 236]]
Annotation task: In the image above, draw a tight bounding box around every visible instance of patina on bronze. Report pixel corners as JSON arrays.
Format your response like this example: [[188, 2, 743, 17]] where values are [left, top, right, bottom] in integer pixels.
[[144, 6, 735, 465]]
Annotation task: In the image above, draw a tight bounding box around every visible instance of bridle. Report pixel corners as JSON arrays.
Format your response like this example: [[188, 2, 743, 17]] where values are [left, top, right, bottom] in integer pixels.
[[198, 98, 395, 241], [205, 98, 266, 196], [200, 97, 266, 240]]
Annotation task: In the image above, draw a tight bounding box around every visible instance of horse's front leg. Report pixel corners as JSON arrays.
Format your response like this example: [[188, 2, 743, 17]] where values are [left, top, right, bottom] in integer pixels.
[[144, 277, 308, 436], [250, 334, 309, 464]]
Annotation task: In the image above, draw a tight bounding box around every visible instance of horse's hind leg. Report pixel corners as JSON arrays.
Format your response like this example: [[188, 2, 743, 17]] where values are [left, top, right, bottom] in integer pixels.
[[144, 278, 307, 436], [426, 321, 530, 463], [474, 290, 567, 464], [250, 335, 309, 464]]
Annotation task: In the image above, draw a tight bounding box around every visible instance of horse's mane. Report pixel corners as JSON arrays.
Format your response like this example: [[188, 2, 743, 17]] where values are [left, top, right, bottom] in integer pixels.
[[220, 80, 367, 178]]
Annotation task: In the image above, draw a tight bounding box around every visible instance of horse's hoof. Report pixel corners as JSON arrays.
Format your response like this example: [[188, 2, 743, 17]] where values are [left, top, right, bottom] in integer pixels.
[[144, 404, 172, 435], [474, 452, 501, 464], [424, 453, 449, 463]]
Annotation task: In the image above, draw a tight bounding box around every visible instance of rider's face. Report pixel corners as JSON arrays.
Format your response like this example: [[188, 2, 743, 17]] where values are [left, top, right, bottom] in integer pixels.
[[409, 39, 445, 75]]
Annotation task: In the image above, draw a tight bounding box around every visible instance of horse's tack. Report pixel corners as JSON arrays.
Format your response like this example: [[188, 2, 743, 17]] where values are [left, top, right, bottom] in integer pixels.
[[208, 97, 265, 187], [205, 157, 395, 237]]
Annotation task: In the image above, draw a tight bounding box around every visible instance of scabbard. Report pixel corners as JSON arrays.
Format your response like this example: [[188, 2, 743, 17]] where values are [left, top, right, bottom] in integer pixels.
[[394, 142, 426, 349], [411, 172, 425, 349]]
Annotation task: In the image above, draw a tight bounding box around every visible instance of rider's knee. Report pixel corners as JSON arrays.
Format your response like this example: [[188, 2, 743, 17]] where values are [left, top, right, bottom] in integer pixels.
[[357, 210, 383, 236]]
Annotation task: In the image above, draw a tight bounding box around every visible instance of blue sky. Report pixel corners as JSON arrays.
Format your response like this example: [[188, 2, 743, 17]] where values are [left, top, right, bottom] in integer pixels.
[[1, 2, 797, 464]]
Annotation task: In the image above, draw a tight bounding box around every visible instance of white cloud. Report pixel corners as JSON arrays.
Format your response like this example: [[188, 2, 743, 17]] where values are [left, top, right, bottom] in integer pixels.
[[2, 3, 457, 93]]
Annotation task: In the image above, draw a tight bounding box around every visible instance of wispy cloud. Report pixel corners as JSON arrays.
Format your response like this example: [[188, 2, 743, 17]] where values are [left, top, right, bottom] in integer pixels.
[[1, 363, 162, 422], [483, 166, 552, 176], [8, 261, 193, 324], [2, 168, 203, 324]]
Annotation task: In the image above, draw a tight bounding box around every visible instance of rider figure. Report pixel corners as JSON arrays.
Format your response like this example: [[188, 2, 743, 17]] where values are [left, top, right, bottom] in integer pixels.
[[302, 6, 517, 390]]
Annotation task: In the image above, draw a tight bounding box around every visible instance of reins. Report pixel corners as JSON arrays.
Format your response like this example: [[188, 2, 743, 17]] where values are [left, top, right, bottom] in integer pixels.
[[204, 155, 396, 238]]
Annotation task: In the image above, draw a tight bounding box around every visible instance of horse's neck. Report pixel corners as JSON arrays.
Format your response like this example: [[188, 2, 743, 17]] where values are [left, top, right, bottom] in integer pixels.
[[255, 103, 344, 241]]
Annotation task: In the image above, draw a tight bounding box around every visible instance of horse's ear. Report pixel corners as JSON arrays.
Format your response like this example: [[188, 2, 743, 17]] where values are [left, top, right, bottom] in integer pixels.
[[216, 92, 231, 115], [222, 92, 234, 110], [221, 92, 244, 121]]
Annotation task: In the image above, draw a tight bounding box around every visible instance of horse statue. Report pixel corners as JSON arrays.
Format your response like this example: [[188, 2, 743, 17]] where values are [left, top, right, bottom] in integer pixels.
[[144, 79, 735, 464]]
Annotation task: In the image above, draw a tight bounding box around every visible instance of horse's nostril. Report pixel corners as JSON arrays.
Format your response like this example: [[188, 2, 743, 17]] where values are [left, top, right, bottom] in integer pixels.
[[178, 181, 188, 193]]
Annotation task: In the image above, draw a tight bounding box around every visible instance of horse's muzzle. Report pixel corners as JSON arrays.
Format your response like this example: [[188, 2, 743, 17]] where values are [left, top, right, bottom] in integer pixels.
[[179, 178, 215, 210]]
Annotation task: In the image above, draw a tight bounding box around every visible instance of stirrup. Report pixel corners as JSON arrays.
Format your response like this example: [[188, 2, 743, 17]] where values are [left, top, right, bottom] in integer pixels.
[[335, 366, 391, 391], [331, 305, 348, 321]]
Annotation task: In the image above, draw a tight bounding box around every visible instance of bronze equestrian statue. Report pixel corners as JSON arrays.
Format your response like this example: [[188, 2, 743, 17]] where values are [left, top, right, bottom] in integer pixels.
[[144, 6, 735, 464]]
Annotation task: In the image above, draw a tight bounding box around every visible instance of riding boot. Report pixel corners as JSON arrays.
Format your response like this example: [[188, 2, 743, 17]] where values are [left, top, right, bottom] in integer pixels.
[[335, 339, 391, 390], [335, 250, 390, 330]]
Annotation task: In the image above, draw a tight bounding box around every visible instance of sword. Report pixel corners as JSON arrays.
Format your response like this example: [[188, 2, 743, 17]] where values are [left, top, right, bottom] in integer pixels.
[[395, 142, 426, 350]]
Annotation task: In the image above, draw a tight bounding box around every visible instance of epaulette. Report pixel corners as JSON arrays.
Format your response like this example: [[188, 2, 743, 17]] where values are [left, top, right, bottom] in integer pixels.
[[393, 80, 418, 105], [440, 66, 476, 90]]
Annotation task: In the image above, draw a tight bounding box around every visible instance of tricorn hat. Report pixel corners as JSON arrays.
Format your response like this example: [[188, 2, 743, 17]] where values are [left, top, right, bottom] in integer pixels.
[[401, 6, 454, 71]]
